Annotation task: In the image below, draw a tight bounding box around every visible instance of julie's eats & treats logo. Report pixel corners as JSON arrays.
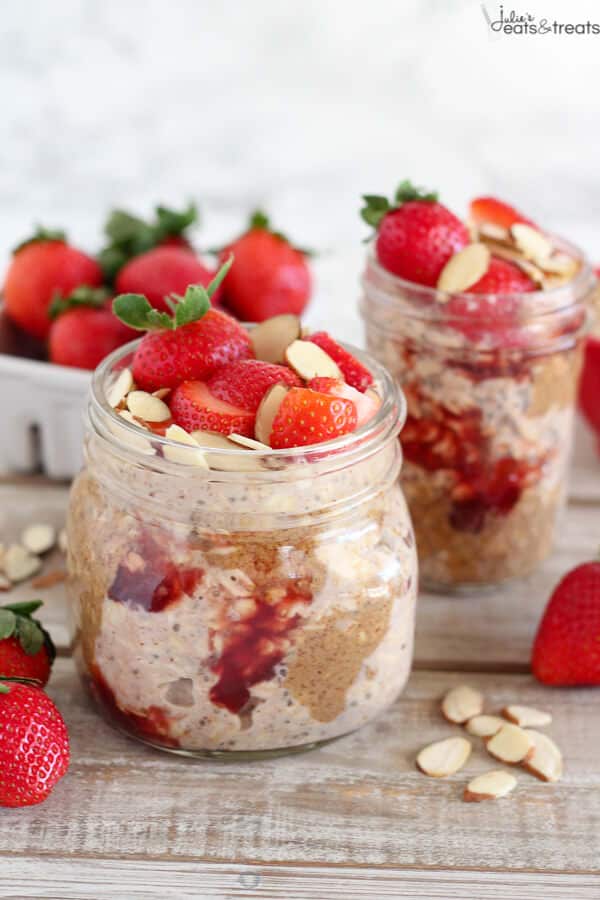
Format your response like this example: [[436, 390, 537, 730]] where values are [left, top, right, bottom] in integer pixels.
[[481, 4, 600, 35]]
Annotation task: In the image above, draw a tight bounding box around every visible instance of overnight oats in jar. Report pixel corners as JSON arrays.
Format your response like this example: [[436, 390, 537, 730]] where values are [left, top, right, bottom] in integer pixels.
[[360, 183, 595, 589], [67, 275, 417, 758]]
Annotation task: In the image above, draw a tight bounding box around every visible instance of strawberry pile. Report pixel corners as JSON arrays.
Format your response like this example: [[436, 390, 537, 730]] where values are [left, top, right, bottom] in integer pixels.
[[361, 180, 581, 344], [0, 599, 69, 807], [2, 204, 312, 371], [112, 259, 379, 452]]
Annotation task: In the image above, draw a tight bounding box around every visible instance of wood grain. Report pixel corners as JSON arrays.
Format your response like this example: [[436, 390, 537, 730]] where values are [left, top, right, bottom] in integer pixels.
[[2, 659, 598, 876]]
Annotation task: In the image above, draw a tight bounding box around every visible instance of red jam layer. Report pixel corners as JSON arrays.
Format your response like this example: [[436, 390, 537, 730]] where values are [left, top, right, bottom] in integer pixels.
[[90, 664, 179, 747], [402, 386, 546, 533]]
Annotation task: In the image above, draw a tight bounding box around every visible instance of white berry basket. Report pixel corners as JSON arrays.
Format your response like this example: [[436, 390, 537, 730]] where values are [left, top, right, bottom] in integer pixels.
[[0, 312, 90, 480]]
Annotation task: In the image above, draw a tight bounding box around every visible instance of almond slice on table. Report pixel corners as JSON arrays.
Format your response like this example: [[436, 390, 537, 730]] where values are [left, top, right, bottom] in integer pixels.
[[465, 714, 505, 738], [250, 315, 301, 364], [502, 705, 552, 728], [3, 544, 42, 583], [436, 243, 490, 294], [127, 390, 171, 423], [31, 569, 67, 589], [485, 723, 534, 764], [285, 340, 342, 381], [510, 223, 553, 264], [441, 684, 484, 724], [107, 367, 134, 408], [227, 433, 271, 451], [163, 425, 209, 468], [463, 770, 517, 803], [0, 574, 10, 591], [416, 736, 472, 777], [523, 730, 563, 783], [255, 383, 290, 445], [21, 523, 56, 555]]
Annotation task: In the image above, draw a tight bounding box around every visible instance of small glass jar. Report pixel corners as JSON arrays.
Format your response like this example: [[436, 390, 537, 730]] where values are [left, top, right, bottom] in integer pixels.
[[361, 240, 595, 590], [67, 342, 417, 758]]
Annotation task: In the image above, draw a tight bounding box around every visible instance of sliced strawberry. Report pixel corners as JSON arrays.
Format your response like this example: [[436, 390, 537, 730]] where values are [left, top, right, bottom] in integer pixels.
[[207, 358, 301, 413], [308, 377, 380, 427], [269, 387, 357, 449], [468, 257, 537, 295], [579, 335, 600, 448], [306, 332, 373, 392], [469, 196, 536, 230], [170, 381, 255, 436]]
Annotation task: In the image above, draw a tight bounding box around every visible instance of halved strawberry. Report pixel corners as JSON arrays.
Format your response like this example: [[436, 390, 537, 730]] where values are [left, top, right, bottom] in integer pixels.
[[269, 387, 357, 449], [207, 359, 301, 412], [469, 196, 536, 230], [308, 377, 380, 427], [305, 332, 373, 392], [169, 381, 255, 436]]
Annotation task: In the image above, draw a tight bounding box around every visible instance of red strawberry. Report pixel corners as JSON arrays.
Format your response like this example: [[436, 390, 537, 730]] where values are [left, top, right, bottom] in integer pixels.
[[3, 228, 103, 339], [308, 377, 380, 427], [269, 387, 357, 449], [362, 181, 469, 287], [446, 258, 536, 345], [219, 211, 311, 321], [306, 332, 374, 392], [48, 287, 135, 370], [170, 381, 255, 436], [579, 336, 600, 450], [207, 359, 301, 412], [116, 246, 218, 314], [113, 258, 253, 392], [0, 681, 69, 807], [0, 600, 55, 687], [470, 196, 536, 230], [532, 561, 600, 685]]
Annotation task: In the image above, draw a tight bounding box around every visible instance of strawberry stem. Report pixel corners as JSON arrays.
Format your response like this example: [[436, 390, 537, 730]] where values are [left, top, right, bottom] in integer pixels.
[[13, 226, 67, 254], [49, 286, 111, 320], [361, 180, 438, 233]]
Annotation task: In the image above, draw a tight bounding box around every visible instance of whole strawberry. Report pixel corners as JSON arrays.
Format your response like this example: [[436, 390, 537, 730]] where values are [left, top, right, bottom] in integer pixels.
[[98, 202, 198, 281], [0, 681, 69, 807], [0, 600, 55, 686], [49, 287, 136, 370], [113, 256, 252, 392], [3, 228, 103, 339], [532, 561, 600, 685], [115, 246, 218, 315], [361, 181, 470, 287], [220, 211, 312, 322]]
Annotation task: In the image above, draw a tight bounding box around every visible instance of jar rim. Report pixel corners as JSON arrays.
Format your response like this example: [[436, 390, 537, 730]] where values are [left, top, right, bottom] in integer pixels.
[[88, 337, 406, 479], [362, 234, 595, 322]]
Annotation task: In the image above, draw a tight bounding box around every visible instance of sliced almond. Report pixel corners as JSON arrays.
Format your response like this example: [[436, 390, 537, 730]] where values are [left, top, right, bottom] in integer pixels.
[[465, 714, 505, 738], [510, 223, 552, 264], [113, 411, 156, 455], [441, 685, 484, 724], [0, 574, 10, 591], [3, 545, 42, 583], [107, 367, 134, 408], [58, 528, 68, 554], [416, 736, 472, 778], [485, 723, 534, 765], [250, 314, 301, 364], [512, 257, 546, 286], [30, 569, 67, 589], [255, 383, 290, 444], [285, 340, 342, 381], [478, 223, 511, 243], [188, 430, 257, 472], [127, 391, 171, 423], [464, 770, 517, 802], [538, 253, 578, 277], [437, 243, 490, 294], [21, 523, 56, 555], [163, 425, 209, 467], [502, 705, 552, 728], [227, 433, 271, 451], [523, 730, 563, 782]]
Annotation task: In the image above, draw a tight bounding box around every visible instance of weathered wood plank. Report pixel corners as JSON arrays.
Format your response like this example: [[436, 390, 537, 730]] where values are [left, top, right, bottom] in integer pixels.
[[2, 858, 600, 900], [2, 659, 598, 875]]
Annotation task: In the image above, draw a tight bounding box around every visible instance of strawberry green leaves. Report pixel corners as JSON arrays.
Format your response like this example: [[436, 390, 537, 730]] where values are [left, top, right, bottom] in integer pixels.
[[114, 255, 233, 331], [0, 600, 53, 659], [361, 180, 439, 232], [13, 226, 67, 254], [49, 286, 111, 320]]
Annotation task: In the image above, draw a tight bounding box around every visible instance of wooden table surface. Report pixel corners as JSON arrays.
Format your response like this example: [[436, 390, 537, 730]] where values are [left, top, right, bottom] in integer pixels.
[[1, 468, 599, 899]]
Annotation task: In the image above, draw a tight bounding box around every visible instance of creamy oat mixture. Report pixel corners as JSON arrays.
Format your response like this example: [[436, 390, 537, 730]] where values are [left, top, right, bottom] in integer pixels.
[[68, 415, 417, 753]]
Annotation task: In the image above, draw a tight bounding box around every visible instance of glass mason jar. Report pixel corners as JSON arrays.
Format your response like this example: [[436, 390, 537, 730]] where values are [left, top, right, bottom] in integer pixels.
[[67, 341, 417, 759], [361, 240, 595, 590]]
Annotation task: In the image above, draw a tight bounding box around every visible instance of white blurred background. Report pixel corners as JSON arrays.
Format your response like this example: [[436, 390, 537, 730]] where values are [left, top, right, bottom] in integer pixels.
[[1, 0, 599, 341]]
